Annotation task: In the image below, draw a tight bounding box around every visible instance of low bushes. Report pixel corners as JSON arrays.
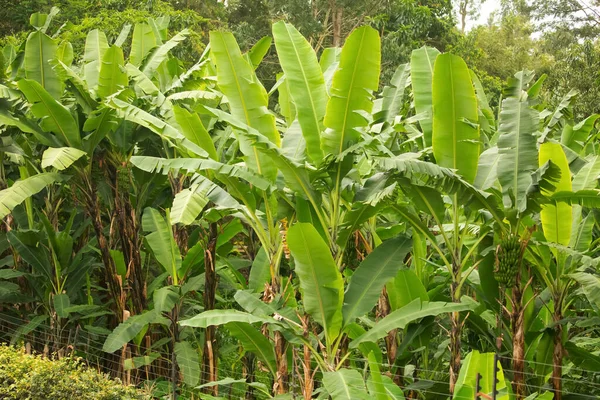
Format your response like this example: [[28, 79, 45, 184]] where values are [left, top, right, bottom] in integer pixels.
[[0, 345, 149, 400]]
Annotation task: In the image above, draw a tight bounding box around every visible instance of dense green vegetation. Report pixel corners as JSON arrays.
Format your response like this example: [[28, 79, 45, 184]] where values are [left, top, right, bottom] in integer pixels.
[[1, 1, 600, 399]]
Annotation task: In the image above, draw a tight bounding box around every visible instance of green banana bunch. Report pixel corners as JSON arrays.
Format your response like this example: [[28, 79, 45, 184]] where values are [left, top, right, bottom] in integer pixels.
[[116, 163, 130, 193], [495, 234, 521, 286]]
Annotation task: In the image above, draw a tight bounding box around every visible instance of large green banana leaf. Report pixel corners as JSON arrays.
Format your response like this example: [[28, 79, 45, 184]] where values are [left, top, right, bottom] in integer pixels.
[[381, 63, 410, 125], [172, 105, 218, 160], [453, 351, 510, 400], [24, 31, 61, 99], [107, 98, 207, 157], [41, 147, 86, 170], [174, 341, 200, 386], [539, 142, 572, 246], [411, 46, 440, 147], [225, 322, 278, 377], [130, 23, 157, 66], [97, 45, 127, 99], [273, 21, 327, 163], [342, 236, 412, 326], [386, 269, 429, 311], [18, 79, 81, 148], [83, 29, 109, 90], [350, 298, 475, 348], [103, 310, 168, 353], [210, 31, 279, 181], [141, 29, 188, 78], [142, 208, 181, 283], [323, 369, 370, 400], [497, 71, 539, 212], [245, 36, 271, 69], [180, 309, 271, 328], [322, 26, 380, 156], [286, 223, 344, 347], [0, 173, 61, 219], [432, 53, 479, 183]]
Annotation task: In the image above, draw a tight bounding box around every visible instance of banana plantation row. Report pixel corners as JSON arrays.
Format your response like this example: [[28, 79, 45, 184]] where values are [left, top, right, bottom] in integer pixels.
[[0, 9, 599, 400]]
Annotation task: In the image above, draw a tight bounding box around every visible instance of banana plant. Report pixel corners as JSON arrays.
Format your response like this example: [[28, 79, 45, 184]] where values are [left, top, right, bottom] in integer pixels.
[[180, 224, 475, 397]]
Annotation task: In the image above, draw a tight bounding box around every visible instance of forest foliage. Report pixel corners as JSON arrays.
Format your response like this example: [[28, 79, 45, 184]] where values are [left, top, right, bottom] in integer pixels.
[[1, 1, 600, 400]]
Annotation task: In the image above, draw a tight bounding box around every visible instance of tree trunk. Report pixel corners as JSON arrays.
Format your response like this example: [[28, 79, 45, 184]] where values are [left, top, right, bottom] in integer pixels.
[[330, 0, 343, 47], [449, 277, 461, 393], [171, 304, 180, 399], [86, 183, 124, 321], [303, 324, 313, 400], [243, 354, 255, 400], [459, 0, 469, 32], [201, 222, 218, 394], [269, 239, 288, 395], [552, 307, 563, 400], [511, 276, 526, 400], [112, 162, 146, 315]]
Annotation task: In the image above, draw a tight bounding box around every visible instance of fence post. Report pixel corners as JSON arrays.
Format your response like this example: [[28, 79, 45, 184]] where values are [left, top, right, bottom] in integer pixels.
[[475, 372, 482, 400], [492, 353, 499, 400]]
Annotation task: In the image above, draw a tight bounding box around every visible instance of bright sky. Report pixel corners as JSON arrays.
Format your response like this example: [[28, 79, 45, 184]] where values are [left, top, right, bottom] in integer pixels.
[[464, 0, 502, 31]]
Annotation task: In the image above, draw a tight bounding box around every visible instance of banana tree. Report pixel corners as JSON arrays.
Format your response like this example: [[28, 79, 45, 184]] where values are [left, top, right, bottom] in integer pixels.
[[181, 222, 475, 398]]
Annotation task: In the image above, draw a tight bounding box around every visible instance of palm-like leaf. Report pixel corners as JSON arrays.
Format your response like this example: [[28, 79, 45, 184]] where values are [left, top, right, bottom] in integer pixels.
[[97, 45, 127, 99], [41, 147, 86, 170], [287, 223, 344, 347], [432, 53, 479, 183], [18, 79, 81, 148], [349, 298, 476, 348], [411, 46, 440, 147], [322, 26, 380, 156], [210, 31, 280, 180], [24, 31, 61, 99], [273, 21, 327, 163], [141, 29, 189, 79], [83, 29, 109, 90], [497, 71, 539, 212], [539, 142, 572, 245], [0, 173, 61, 219]]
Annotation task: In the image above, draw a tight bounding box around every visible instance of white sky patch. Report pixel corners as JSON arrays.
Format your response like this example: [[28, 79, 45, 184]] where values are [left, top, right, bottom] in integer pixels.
[[463, 0, 501, 31]]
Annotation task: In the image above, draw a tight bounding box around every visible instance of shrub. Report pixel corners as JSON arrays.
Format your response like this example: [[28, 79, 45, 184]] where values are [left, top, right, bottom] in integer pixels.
[[0, 345, 149, 400]]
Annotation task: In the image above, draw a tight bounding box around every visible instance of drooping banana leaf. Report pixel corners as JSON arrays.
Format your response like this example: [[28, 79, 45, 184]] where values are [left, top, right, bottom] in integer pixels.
[[342, 236, 412, 326], [41, 147, 86, 170], [225, 322, 278, 377], [350, 298, 475, 348], [141, 29, 189, 79], [174, 341, 200, 386], [18, 79, 81, 148], [0, 173, 62, 219]]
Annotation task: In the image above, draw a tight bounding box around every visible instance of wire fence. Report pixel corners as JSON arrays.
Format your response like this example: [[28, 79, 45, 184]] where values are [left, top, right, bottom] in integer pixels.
[[1, 312, 600, 399]]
